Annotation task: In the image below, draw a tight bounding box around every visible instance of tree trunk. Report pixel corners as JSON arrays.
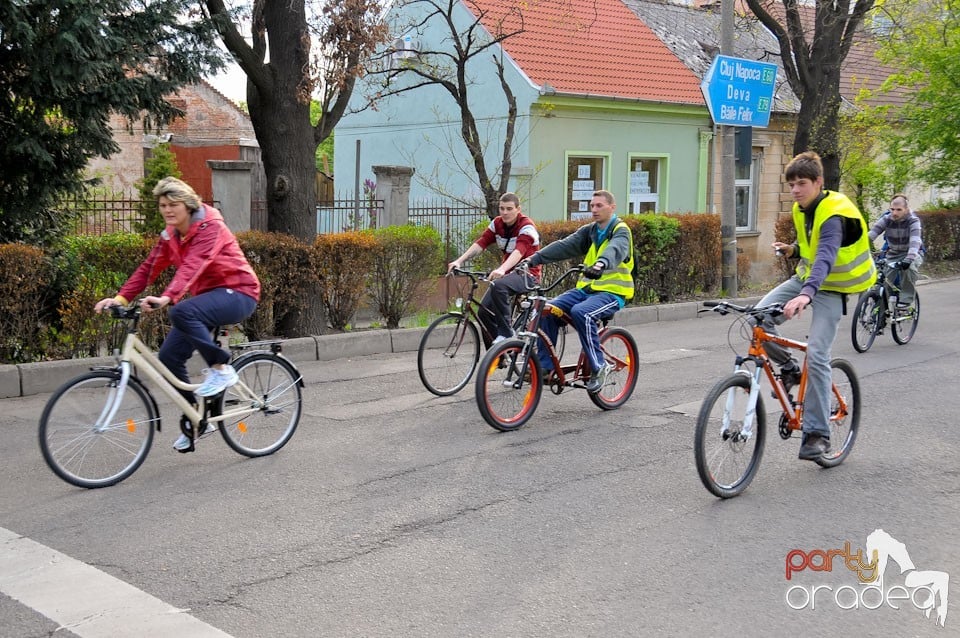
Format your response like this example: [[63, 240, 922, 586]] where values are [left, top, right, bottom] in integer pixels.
[[243, 2, 326, 336], [793, 65, 843, 190]]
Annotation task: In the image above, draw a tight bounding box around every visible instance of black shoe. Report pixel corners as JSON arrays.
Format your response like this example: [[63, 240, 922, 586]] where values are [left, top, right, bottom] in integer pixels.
[[772, 364, 801, 399], [798, 433, 830, 460]]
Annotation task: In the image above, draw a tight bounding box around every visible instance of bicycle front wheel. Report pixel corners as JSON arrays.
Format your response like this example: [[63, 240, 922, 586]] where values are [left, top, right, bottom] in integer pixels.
[[851, 290, 882, 353], [475, 340, 542, 432], [891, 292, 919, 345], [589, 327, 639, 410], [218, 353, 302, 457], [816, 358, 860, 468], [418, 312, 480, 396], [39, 370, 157, 489], [694, 374, 766, 498]]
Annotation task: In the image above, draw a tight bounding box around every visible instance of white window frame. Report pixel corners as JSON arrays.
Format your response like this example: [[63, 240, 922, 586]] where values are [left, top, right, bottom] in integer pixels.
[[627, 155, 667, 214], [566, 153, 610, 220], [735, 151, 760, 232]]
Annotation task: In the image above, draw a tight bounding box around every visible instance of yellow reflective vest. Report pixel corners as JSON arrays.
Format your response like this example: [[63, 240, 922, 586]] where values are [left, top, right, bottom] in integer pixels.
[[576, 220, 635, 300], [794, 191, 876, 294]]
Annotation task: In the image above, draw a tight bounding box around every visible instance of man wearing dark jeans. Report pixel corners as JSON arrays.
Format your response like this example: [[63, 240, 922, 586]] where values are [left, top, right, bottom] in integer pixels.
[[447, 192, 541, 346]]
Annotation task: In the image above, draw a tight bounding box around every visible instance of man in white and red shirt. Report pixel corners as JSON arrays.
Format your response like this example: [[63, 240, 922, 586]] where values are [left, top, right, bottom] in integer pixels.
[[448, 192, 541, 346]]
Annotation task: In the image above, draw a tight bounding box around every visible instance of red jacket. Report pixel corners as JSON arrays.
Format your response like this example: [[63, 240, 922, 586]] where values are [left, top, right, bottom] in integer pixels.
[[117, 204, 261, 304]]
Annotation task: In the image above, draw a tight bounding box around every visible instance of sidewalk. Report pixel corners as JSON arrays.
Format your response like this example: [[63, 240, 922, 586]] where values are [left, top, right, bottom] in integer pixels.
[[1, 298, 733, 399], [8, 269, 953, 400]]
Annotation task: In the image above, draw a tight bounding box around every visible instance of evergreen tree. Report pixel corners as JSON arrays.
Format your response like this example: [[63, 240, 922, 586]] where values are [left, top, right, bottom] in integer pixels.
[[135, 145, 183, 235], [0, 0, 224, 245]]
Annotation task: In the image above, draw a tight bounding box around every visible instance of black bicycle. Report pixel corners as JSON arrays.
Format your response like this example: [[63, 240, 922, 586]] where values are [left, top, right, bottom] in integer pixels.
[[417, 268, 565, 396], [850, 256, 920, 353]]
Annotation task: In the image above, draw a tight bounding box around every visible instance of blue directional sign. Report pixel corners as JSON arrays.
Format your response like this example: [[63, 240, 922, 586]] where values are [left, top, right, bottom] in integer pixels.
[[700, 55, 777, 128]]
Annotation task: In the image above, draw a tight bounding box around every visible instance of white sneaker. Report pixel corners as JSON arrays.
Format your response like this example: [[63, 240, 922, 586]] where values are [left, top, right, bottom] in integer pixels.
[[491, 331, 515, 346], [195, 365, 239, 397], [172, 423, 217, 451]]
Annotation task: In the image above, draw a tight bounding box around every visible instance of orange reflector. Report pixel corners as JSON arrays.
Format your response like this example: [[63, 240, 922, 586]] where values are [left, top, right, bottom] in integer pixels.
[[238, 422, 247, 433], [126, 419, 136, 433]]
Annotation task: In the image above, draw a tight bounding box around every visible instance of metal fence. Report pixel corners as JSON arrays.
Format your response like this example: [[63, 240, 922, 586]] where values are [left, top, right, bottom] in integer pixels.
[[316, 199, 385, 233], [66, 194, 144, 235], [408, 203, 488, 263]]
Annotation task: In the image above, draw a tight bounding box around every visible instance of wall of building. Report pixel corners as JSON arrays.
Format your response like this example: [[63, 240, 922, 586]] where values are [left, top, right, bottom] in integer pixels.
[[85, 81, 259, 199]]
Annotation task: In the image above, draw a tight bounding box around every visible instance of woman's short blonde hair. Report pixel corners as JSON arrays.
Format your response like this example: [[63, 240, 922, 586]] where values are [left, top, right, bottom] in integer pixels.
[[153, 177, 202, 211]]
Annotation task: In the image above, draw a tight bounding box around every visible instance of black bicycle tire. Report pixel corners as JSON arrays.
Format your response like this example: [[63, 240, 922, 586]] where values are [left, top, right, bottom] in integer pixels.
[[218, 352, 302, 457], [694, 373, 767, 498], [417, 312, 480, 396], [475, 339, 542, 432], [891, 292, 920, 345], [39, 370, 156, 489], [851, 290, 882, 353], [815, 358, 860, 468], [589, 327, 639, 410]]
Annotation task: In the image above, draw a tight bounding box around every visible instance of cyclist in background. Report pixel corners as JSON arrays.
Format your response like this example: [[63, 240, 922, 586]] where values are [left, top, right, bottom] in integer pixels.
[[766, 152, 875, 460], [869, 193, 923, 307], [520, 189, 634, 394], [447, 192, 541, 346], [94, 177, 261, 452]]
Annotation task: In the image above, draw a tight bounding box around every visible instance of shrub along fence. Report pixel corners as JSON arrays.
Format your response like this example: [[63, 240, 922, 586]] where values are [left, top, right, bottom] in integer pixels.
[[3, 209, 957, 365]]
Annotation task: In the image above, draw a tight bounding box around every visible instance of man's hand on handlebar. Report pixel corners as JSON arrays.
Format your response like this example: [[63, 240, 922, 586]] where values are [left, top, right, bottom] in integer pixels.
[[582, 261, 605, 280]]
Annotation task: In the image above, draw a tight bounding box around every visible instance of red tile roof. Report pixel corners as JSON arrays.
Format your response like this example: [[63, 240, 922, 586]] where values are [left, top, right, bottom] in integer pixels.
[[467, 0, 705, 105]]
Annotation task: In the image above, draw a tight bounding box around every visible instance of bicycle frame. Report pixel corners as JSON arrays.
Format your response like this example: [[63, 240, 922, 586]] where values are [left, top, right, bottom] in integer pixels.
[[729, 323, 850, 438], [94, 309, 271, 435]]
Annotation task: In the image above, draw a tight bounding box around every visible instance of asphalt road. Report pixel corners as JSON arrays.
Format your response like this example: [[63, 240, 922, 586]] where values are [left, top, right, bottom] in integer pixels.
[[2, 278, 958, 637]]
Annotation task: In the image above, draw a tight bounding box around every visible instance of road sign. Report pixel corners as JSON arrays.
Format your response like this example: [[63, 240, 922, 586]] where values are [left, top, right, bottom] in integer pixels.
[[700, 55, 777, 128]]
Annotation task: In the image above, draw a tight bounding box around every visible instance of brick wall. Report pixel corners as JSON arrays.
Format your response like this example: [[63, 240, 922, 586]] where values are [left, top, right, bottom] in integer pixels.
[[85, 81, 259, 198]]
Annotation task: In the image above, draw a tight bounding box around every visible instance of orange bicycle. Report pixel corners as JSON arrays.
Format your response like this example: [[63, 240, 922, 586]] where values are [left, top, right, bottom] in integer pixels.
[[474, 265, 639, 431], [694, 301, 861, 498]]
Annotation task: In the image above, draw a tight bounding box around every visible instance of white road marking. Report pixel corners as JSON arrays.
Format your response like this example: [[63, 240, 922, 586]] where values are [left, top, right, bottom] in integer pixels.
[[0, 526, 233, 637]]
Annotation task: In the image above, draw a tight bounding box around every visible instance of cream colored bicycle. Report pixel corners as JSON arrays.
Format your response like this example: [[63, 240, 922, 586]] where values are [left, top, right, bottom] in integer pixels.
[[39, 302, 303, 488]]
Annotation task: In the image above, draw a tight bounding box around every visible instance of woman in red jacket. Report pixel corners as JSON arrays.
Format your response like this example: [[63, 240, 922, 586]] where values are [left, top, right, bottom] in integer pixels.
[[95, 177, 261, 451]]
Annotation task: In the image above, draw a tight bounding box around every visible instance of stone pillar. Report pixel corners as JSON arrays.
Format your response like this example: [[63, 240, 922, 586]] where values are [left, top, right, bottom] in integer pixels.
[[208, 160, 254, 230], [372, 165, 414, 227]]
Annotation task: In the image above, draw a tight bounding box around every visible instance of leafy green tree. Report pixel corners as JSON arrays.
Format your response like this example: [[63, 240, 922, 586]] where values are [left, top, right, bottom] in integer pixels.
[[135, 144, 182, 235], [874, 0, 960, 188], [204, 0, 387, 240], [744, 0, 877, 189], [0, 0, 225, 245]]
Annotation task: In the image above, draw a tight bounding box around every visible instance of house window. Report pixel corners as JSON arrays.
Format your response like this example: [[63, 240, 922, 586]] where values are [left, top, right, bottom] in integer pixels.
[[567, 154, 608, 220], [735, 152, 760, 231], [628, 157, 662, 213]]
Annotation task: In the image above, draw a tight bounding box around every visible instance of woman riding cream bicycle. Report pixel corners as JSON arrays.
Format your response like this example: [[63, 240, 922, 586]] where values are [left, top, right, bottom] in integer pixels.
[[94, 176, 260, 452]]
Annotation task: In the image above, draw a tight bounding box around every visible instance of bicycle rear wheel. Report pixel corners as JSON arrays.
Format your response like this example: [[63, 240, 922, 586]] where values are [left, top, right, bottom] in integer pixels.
[[418, 312, 480, 396], [218, 352, 302, 457], [475, 340, 542, 431], [816, 358, 860, 468], [589, 327, 639, 410], [891, 292, 919, 345], [694, 374, 766, 498], [851, 290, 882, 353], [39, 370, 156, 488]]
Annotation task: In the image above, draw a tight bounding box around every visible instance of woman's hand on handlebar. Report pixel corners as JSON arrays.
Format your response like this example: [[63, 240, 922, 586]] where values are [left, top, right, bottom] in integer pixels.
[[94, 297, 120, 314], [140, 295, 170, 312]]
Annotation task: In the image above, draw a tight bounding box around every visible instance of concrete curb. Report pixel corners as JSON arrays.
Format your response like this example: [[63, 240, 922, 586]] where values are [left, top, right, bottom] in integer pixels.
[[0, 295, 760, 399]]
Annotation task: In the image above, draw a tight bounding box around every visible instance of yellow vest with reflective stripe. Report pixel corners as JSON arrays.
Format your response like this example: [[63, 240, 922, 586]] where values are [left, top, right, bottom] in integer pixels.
[[576, 221, 635, 300], [794, 191, 876, 294]]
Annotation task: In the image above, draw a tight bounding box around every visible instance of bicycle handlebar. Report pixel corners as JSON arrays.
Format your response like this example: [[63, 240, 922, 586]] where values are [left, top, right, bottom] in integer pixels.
[[514, 262, 585, 293], [700, 300, 784, 318], [449, 267, 490, 281]]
